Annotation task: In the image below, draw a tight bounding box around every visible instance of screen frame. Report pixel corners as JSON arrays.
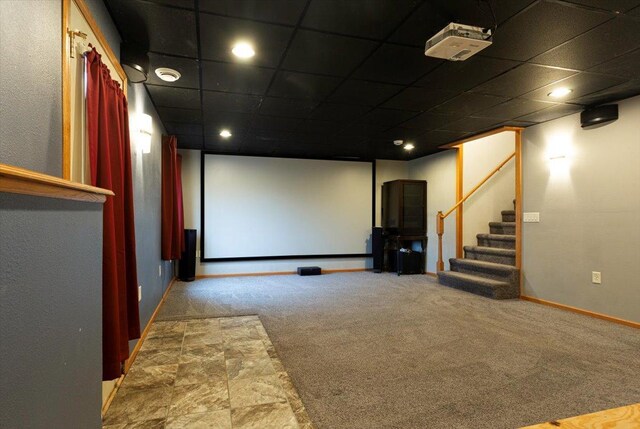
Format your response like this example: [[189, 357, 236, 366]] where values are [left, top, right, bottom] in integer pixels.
[[200, 151, 376, 262]]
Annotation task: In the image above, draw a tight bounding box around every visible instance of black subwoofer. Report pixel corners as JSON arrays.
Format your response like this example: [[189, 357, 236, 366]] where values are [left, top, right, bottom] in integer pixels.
[[179, 229, 197, 282]]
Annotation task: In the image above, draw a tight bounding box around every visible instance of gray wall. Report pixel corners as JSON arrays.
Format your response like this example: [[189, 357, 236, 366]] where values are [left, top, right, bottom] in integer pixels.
[[0, 0, 173, 426], [0, 1, 61, 176], [522, 94, 640, 323], [0, 194, 103, 429]]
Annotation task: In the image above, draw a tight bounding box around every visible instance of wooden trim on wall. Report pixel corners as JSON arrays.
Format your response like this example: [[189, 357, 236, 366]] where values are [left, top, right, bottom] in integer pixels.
[[521, 295, 640, 329], [62, 0, 71, 180], [0, 163, 112, 202], [455, 145, 464, 259], [515, 129, 523, 294]]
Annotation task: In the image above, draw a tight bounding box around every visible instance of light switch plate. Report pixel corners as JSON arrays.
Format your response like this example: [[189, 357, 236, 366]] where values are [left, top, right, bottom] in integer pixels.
[[138, 285, 142, 302], [523, 212, 540, 222]]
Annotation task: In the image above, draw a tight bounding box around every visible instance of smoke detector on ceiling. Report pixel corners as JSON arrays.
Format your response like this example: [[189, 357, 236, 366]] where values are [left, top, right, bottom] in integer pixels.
[[425, 23, 492, 61], [393, 140, 404, 146]]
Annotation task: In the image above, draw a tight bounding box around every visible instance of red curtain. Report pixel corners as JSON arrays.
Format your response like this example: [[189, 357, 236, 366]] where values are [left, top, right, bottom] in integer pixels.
[[86, 48, 140, 380], [161, 135, 184, 260]]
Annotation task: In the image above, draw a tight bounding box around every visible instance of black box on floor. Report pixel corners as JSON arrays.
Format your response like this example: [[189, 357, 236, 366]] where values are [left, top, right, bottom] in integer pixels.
[[297, 266, 321, 276], [398, 251, 422, 275]]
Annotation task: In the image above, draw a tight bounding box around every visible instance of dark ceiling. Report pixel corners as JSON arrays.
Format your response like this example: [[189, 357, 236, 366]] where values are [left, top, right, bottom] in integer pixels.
[[104, 0, 640, 160]]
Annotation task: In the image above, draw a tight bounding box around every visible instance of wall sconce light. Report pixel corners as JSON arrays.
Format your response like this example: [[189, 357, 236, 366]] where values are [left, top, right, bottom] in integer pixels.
[[137, 113, 152, 154]]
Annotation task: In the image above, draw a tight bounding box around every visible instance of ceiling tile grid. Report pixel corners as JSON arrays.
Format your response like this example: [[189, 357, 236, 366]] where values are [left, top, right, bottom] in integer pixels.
[[103, 0, 640, 159]]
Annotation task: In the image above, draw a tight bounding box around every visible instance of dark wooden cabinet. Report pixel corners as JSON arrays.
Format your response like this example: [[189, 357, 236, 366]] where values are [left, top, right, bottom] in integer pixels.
[[382, 180, 427, 235]]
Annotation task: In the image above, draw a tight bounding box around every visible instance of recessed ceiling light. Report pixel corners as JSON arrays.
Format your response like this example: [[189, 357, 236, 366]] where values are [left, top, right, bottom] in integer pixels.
[[404, 143, 415, 151], [548, 87, 572, 98], [155, 67, 181, 82], [232, 42, 255, 59], [393, 139, 404, 146], [219, 129, 232, 138]]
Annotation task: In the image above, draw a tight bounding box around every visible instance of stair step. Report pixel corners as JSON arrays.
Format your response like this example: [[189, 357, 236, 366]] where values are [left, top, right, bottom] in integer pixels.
[[449, 258, 519, 284], [437, 271, 518, 300], [464, 246, 516, 266], [501, 210, 515, 222], [489, 222, 515, 235], [477, 233, 516, 249]]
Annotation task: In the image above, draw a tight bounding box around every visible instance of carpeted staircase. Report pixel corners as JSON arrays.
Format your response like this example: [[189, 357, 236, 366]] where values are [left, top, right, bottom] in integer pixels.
[[437, 209, 520, 299]]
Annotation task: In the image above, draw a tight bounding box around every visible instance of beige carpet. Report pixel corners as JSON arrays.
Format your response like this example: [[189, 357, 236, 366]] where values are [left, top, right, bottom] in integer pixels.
[[157, 272, 640, 429]]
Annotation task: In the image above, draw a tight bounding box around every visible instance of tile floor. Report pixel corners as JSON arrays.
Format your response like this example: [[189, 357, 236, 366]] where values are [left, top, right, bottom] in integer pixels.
[[103, 316, 315, 429]]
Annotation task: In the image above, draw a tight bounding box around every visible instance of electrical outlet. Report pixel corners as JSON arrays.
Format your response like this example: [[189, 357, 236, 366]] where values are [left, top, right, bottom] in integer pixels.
[[592, 271, 602, 284], [523, 212, 540, 223], [159, 265, 162, 277], [138, 285, 142, 302]]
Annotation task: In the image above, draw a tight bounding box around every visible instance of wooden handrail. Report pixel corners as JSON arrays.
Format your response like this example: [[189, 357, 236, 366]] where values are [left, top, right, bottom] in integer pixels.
[[436, 151, 515, 271]]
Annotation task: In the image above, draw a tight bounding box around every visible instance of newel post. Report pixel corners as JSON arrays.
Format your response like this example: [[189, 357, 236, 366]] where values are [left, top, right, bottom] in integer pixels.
[[436, 211, 444, 272]]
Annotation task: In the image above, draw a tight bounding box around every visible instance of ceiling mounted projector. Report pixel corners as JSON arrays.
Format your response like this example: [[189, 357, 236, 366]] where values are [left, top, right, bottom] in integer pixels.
[[425, 23, 492, 61]]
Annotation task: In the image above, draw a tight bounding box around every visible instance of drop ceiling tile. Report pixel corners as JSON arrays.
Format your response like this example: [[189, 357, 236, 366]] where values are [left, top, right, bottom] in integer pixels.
[[328, 80, 403, 106], [481, 1, 612, 61], [251, 115, 303, 132], [175, 135, 203, 150], [268, 71, 342, 100], [531, 17, 640, 71], [387, 1, 453, 47], [339, 121, 389, 138], [382, 87, 456, 111], [202, 91, 262, 113], [589, 48, 640, 79], [202, 111, 253, 132], [201, 61, 274, 94], [282, 30, 378, 76], [353, 44, 443, 85], [146, 85, 201, 109], [259, 97, 319, 118], [415, 56, 520, 92], [569, 79, 640, 105], [199, 14, 293, 67], [419, 129, 469, 147], [302, 0, 417, 39], [164, 122, 202, 135], [521, 73, 627, 102], [497, 120, 537, 128], [439, 116, 503, 133], [310, 103, 370, 122], [105, 0, 197, 56], [379, 127, 423, 141], [294, 119, 338, 135], [630, 5, 640, 15], [157, 107, 202, 124], [146, 54, 200, 88], [199, 0, 306, 25], [360, 108, 416, 127], [401, 112, 457, 131], [470, 64, 576, 98], [516, 103, 583, 122], [562, 0, 640, 13], [146, 0, 194, 8], [430, 93, 509, 116], [472, 98, 556, 120]]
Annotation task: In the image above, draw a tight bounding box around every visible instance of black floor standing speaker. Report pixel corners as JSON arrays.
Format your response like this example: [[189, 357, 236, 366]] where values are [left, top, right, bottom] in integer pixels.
[[372, 227, 384, 273], [179, 229, 197, 282]]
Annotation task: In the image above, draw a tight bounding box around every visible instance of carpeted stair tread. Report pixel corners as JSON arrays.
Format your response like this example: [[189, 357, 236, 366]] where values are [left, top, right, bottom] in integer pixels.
[[450, 258, 518, 273], [464, 245, 516, 265], [463, 246, 515, 256], [489, 222, 515, 235], [501, 210, 515, 222], [437, 271, 517, 299]]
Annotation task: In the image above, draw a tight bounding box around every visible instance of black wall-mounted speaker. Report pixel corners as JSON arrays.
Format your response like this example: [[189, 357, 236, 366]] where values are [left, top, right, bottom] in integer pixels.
[[580, 104, 618, 128], [121, 43, 149, 83]]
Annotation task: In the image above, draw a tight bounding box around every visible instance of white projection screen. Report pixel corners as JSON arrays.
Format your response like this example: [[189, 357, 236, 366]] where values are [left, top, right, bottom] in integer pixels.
[[202, 154, 373, 260]]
